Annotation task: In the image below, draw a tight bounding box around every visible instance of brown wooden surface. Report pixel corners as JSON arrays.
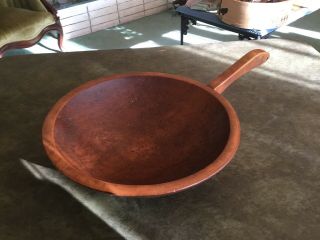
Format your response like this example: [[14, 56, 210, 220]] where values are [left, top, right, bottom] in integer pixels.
[[210, 49, 270, 93], [42, 50, 268, 197]]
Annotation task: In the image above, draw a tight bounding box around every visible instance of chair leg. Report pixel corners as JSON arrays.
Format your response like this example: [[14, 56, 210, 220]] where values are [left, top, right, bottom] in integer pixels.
[[57, 29, 64, 52]]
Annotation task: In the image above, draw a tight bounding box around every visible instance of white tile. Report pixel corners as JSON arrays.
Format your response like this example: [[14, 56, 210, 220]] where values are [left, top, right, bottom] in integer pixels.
[[64, 28, 91, 39], [90, 13, 119, 25], [144, 0, 158, 3], [119, 5, 144, 17], [120, 11, 145, 24], [57, 5, 88, 19], [87, 0, 117, 11], [63, 21, 91, 33], [145, 0, 167, 10], [118, 0, 144, 10], [91, 20, 120, 32], [117, 0, 130, 4], [57, 0, 171, 39], [145, 5, 168, 15], [89, 5, 118, 18], [60, 13, 89, 26]]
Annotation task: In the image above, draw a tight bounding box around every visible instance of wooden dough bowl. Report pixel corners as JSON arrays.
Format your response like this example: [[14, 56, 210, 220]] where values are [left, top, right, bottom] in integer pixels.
[[42, 49, 269, 197]]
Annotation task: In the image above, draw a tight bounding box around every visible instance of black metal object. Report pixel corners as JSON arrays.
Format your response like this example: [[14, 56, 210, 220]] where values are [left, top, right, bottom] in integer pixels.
[[176, 6, 275, 45], [181, 15, 188, 45], [181, 15, 197, 45], [172, 0, 187, 9]]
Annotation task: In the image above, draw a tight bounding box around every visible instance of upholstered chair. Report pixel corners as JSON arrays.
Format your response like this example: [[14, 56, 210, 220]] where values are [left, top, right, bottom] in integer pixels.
[[0, 0, 63, 57]]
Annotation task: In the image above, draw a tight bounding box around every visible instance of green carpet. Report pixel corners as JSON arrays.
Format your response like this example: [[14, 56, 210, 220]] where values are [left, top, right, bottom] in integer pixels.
[[1, 39, 319, 240]]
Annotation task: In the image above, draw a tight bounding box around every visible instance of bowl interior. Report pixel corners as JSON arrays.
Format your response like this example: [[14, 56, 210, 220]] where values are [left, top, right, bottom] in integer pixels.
[[53, 75, 230, 185]]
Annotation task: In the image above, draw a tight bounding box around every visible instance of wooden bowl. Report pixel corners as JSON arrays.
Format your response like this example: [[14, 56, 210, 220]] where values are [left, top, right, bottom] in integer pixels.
[[42, 50, 269, 197]]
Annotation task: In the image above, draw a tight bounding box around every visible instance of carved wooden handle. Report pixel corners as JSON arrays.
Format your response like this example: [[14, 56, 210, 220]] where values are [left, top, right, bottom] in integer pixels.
[[209, 49, 269, 94]]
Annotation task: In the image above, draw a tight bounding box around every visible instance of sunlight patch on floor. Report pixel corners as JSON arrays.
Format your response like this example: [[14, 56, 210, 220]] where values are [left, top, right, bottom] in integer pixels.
[[24, 35, 97, 54], [24, 44, 54, 54], [162, 30, 219, 44], [277, 25, 320, 39], [108, 26, 144, 40], [130, 40, 160, 48], [177, 45, 320, 91], [64, 39, 97, 52]]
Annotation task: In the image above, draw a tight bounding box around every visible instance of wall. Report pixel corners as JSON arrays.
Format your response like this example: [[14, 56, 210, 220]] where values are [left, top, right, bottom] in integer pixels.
[[56, 0, 171, 39]]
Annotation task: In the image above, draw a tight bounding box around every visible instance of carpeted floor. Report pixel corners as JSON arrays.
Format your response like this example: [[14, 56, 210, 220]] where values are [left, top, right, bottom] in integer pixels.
[[1, 38, 320, 240], [3, 8, 320, 57], [0, 6, 320, 240]]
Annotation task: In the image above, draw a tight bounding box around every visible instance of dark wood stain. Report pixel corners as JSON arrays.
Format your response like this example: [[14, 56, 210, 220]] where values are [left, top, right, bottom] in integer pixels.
[[43, 50, 269, 197]]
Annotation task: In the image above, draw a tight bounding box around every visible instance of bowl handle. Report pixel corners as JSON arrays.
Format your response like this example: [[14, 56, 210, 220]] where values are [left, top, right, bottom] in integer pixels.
[[209, 49, 269, 94]]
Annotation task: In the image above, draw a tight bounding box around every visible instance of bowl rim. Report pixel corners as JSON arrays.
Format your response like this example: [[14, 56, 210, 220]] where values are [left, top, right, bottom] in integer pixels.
[[42, 72, 240, 197]]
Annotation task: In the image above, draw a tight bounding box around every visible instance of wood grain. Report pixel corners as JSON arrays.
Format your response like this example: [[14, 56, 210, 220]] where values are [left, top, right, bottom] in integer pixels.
[[42, 50, 268, 197], [210, 49, 269, 93]]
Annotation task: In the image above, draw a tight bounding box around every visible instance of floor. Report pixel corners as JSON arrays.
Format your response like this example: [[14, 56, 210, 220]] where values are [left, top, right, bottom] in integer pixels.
[[4, 8, 320, 57], [1, 7, 319, 240]]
